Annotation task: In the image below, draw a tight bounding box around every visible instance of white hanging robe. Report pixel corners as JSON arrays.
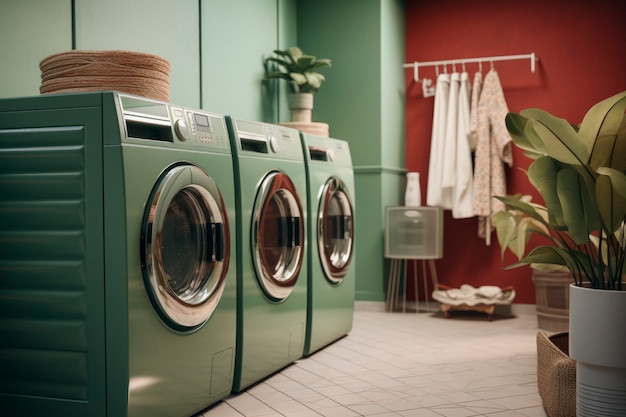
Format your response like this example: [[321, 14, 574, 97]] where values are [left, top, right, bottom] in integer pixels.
[[472, 69, 513, 243], [426, 73, 450, 207], [439, 72, 460, 210], [452, 71, 474, 219]]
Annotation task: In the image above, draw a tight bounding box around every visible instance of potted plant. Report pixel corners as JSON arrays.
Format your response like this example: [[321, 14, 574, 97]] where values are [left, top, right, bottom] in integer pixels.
[[492, 90, 626, 417], [264, 46, 331, 123]]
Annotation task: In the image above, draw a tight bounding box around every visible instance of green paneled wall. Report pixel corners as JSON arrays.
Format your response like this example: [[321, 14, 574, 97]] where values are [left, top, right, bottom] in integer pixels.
[[297, 0, 406, 301], [202, 0, 280, 119], [296, 0, 381, 166], [380, 0, 407, 170], [74, 0, 201, 107], [0, 0, 297, 121], [0, 1, 73, 98]]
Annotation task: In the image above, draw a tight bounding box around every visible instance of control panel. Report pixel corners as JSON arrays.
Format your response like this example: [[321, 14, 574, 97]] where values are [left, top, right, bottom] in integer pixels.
[[119, 93, 228, 148]]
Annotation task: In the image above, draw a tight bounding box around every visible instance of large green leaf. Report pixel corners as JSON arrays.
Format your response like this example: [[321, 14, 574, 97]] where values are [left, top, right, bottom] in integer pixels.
[[506, 245, 594, 282], [580, 91, 626, 170], [596, 174, 626, 233], [493, 211, 519, 259], [556, 168, 590, 244], [494, 195, 548, 224], [521, 108, 589, 165], [597, 167, 626, 200], [505, 113, 544, 154], [528, 157, 565, 227]]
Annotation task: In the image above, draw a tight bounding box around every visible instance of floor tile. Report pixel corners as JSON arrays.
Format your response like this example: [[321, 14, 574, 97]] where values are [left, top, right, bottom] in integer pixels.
[[196, 307, 548, 417]]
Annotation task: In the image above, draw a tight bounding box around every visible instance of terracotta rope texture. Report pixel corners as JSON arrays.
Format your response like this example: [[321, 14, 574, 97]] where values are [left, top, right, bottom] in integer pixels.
[[40, 50, 170, 102]]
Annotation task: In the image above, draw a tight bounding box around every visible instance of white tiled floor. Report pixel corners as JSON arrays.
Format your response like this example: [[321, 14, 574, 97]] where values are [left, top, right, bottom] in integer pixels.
[[196, 303, 548, 417]]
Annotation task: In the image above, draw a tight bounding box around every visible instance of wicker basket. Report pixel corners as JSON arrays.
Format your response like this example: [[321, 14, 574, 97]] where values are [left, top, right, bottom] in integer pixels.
[[39, 50, 170, 102], [536, 331, 576, 417]]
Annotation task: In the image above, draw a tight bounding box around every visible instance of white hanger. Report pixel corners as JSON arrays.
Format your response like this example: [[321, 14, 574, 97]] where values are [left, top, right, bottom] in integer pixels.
[[422, 78, 435, 98]]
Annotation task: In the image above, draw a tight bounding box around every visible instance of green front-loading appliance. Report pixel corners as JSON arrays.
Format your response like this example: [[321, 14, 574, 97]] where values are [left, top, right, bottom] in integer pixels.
[[226, 117, 308, 392], [300, 133, 355, 356], [0, 92, 237, 417]]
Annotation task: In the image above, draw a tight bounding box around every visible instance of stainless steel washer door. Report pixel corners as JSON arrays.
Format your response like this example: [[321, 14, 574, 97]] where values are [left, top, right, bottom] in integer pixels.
[[318, 177, 354, 283], [141, 164, 230, 331], [252, 171, 305, 302]]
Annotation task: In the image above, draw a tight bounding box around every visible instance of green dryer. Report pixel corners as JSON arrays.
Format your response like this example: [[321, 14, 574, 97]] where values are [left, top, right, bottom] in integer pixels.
[[0, 92, 237, 417], [300, 133, 355, 356], [226, 117, 308, 392]]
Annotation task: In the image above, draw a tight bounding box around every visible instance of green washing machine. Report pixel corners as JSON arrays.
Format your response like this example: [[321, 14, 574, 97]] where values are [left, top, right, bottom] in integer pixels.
[[226, 117, 308, 392], [300, 133, 355, 356], [0, 92, 237, 417]]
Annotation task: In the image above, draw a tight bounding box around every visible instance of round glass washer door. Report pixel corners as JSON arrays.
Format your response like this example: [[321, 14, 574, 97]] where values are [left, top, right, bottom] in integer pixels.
[[318, 177, 354, 283], [141, 164, 230, 331], [252, 171, 305, 302]]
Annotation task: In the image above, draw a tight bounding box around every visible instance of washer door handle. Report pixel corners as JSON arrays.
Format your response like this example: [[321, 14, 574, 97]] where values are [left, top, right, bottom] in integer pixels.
[[279, 216, 301, 248], [211, 222, 225, 262]]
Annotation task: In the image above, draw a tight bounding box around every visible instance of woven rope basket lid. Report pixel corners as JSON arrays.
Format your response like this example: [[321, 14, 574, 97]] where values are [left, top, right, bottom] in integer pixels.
[[40, 50, 171, 102]]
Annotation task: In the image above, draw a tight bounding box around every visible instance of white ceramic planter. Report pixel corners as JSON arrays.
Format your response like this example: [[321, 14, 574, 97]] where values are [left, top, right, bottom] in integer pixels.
[[288, 93, 313, 123], [569, 284, 626, 416]]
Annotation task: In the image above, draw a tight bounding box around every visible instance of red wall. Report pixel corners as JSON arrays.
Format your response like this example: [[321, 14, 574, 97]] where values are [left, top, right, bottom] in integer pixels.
[[405, 0, 626, 303]]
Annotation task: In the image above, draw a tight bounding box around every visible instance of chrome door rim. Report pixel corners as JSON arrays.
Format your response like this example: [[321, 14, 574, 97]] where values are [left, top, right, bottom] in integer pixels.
[[318, 177, 354, 283], [142, 164, 230, 330], [252, 171, 304, 301]]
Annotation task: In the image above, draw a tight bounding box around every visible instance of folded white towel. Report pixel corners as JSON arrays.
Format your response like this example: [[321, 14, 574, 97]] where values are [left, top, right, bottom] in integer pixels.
[[476, 285, 503, 298], [433, 284, 515, 306]]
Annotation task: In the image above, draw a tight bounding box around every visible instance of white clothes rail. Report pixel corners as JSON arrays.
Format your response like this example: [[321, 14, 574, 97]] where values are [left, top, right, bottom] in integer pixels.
[[404, 53, 538, 82]]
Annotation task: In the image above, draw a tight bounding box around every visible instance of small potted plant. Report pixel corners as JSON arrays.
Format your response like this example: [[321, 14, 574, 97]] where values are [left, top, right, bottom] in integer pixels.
[[264, 46, 331, 123], [492, 90, 626, 415]]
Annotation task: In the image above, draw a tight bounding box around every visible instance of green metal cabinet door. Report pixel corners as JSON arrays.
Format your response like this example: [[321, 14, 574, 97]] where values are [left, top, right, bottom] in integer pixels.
[[0, 101, 107, 416]]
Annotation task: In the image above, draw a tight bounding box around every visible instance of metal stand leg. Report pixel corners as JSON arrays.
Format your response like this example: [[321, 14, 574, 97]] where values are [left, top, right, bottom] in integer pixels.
[[385, 259, 396, 312], [413, 259, 418, 312], [387, 258, 439, 314], [386, 258, 406, 312]]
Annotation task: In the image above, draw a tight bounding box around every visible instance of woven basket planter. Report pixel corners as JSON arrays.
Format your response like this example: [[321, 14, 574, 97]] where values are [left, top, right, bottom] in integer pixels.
[[536, 331, 576, 417], [39, 50, 170, 102]]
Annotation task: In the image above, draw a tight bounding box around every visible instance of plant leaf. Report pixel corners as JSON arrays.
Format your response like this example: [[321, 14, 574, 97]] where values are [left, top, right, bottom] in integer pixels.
[[557, 168, 593, 244], [520, 108, 589, 166], [493, 211, 519, 259], [597, 167, 626, 200], [505, 113, 544, 154], [580, 91, 626, 170], [506, 245, 594, 282], [527, 157, 565, 227], [494, 195, 548, 224], [596, 174, 626, 233]]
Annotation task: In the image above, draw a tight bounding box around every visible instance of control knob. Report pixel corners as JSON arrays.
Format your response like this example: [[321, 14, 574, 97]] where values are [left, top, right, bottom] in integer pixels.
[[174, 118, 191, 141]]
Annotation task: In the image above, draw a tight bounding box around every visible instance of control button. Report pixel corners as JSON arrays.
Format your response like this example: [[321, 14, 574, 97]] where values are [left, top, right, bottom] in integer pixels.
[[268, 136, 279, 153], [174, 119, 191, 141], [327, 149, 335, 162]]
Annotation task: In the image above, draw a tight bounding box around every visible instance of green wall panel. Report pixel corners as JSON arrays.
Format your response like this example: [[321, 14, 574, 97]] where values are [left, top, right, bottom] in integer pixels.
[[380, 0, 406, 169], [75, 0, 201, 107], [298, 0, 406, 302], [201, 0, 296, 121], [0, 1, 72, 99], [297, 0, 381, 165]]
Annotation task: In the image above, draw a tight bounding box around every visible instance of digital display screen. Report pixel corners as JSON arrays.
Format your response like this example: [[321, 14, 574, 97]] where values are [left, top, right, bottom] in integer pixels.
[[194, 113, 210, 127]]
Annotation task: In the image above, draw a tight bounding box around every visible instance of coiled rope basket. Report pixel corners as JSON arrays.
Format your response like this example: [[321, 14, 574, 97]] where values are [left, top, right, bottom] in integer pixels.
[[39, 50, 170, 102]]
